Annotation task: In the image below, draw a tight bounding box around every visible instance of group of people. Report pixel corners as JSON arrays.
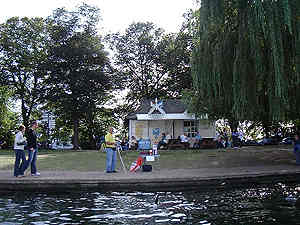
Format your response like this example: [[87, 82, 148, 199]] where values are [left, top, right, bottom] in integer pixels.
[[13, 124, 300, 176], [215, 131, 243, 149], [14, 123, 118, 176], [13, 121, 40, 178], [157, 132, 203, 149]]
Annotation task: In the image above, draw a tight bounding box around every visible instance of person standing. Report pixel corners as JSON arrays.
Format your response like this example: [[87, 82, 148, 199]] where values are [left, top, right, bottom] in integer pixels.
[[294, 134, 300, 165], [105, 127, 117, 173], [13, 125, 27, 177], [24, 120, 40, 176], [231, 130, 240, 148]]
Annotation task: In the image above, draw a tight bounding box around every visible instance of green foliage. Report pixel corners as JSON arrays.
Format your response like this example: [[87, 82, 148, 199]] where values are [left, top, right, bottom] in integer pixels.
[[43, 4, 114, 149], [0, 86, 19, 146], [105, 21, 192, 108], [49, 117, 73, 143], [0, 17, 50, 128], [191, 0, 300, 125], [79, 107, 119, 149]]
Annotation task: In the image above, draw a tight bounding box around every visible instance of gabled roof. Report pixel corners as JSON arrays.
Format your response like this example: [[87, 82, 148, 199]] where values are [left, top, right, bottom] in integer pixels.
[[127, 99, 187, 120]]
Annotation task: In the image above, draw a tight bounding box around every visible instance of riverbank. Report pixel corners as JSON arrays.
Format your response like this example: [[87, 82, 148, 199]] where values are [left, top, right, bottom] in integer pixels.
[[1, 145, 300, 192]]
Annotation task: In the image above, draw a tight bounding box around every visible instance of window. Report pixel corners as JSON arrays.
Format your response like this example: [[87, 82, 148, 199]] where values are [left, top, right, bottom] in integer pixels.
[[183, 120, 198, 137]]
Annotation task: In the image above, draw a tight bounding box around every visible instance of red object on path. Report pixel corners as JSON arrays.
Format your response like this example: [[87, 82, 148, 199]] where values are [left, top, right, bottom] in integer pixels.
[[130, 156, 144, 172]]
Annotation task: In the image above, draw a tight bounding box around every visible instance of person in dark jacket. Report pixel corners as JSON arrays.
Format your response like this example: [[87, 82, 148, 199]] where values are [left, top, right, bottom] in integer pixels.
[[24, 120, 40, 176], [294, 134, 300, 165]]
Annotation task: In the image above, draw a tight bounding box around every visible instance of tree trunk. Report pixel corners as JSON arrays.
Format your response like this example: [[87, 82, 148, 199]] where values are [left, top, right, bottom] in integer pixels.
[[262, 121, 271, 138], [73, 118, 80, 150], [21, 99, 29, 129], [228, 119, 238, 132], [89, 133, 96, 150]]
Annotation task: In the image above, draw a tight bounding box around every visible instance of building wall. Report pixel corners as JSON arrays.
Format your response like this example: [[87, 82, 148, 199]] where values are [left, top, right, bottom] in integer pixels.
[[129, 119, 216, 146], [174, 120, 183, 139], [199, 120, 216, 137], [130, 120, 148, 139]]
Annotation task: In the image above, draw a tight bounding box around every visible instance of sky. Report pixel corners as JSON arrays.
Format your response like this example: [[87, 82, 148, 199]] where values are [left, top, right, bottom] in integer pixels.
[[2, 0, 198, 113], [0, 0, 197, 34]]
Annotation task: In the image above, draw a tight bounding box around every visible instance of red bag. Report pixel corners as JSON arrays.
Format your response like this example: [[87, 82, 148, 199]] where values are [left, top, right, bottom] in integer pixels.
[[130, 156, 144, 172]]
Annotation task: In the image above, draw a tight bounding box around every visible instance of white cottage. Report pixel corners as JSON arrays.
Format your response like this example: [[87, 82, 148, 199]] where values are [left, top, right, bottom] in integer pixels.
[[127, 99, 216, 147]]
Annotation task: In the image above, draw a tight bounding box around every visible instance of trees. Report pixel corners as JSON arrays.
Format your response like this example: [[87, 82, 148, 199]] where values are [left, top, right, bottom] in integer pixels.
[[43, 4, 113, 149], [191, 0, 300, 132], [0, 17, 49, 128], [106, 22, 169, 105], [106, 21, 193, 108], [158, 32, 193, 97], [0, 86, 19, 146], [79, 108, 119, 149]]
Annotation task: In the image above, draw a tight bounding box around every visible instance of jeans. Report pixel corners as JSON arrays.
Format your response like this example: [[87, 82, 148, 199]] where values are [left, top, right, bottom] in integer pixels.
[[106, 148, 117, 172], [157, 141, 167, 150], [295, 151, 300, 165], [14, 149, 26, 177], [24, 148, 38, 174]]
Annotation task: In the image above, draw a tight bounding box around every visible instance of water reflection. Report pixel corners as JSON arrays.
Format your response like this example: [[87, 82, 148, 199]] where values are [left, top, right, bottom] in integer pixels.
[[1, 184, 300, 224]]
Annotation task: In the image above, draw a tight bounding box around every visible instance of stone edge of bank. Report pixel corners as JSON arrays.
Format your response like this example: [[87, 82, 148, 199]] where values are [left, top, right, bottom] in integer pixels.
[[1, 171, 300, 193]]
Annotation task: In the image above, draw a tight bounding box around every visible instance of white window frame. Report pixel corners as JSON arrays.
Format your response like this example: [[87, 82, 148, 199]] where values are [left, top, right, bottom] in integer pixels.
[[183, 120, 198, 137]]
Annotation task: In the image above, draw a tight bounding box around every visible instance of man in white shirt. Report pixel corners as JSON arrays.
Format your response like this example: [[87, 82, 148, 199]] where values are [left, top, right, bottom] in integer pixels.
[[165, 133, 171, 143], [180, 133, 190, 149]]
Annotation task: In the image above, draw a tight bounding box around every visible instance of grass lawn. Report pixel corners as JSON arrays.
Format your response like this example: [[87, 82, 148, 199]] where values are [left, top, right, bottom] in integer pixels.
[[0, 145, 295, 172]]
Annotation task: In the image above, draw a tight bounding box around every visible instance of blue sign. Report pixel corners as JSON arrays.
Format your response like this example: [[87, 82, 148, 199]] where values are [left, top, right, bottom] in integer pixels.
[[138, 138, 151, 150], [152, 128, 160, 138]]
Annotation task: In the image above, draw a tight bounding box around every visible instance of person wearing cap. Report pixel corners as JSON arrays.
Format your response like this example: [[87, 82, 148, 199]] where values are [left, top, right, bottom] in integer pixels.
[[105, 127, 117, 173]]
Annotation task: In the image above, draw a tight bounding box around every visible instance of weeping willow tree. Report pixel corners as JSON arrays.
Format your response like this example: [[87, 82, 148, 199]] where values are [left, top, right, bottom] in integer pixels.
[[190, 0, 300, 128]]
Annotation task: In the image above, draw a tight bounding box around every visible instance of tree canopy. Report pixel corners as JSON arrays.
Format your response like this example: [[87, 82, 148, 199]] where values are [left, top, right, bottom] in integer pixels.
[[43, 4, 113, 149], [0, 17, 50, 128], [191, 0, 299, 128], [106, 21, 192, 109]]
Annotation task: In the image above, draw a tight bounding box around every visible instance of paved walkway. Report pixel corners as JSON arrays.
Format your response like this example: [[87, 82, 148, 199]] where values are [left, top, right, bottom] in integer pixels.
[[1, 147, 300, 192], [1, 164, 300, 192]]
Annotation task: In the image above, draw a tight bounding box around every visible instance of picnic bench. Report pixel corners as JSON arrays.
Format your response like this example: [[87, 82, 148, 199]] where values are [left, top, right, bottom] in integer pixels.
[[165, 139, 189, 150], [199, 137, 217, 149], [158, 137, 217, 150]]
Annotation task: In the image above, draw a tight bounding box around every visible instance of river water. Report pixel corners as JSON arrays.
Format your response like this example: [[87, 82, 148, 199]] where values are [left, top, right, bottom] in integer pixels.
[[1, 183, 300, 225]]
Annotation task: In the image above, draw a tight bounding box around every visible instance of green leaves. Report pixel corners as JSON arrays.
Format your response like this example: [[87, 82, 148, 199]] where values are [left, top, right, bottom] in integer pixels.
[[0, 16, 50, 127], [191, 0, 300, 124], [106, 21, 192, 108], [43, 4, 113, 149]]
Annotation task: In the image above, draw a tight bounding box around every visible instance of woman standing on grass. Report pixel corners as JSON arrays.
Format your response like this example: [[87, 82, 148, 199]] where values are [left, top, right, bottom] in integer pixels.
[[294, 134, 300, 165], [13, 125, 27, 178]]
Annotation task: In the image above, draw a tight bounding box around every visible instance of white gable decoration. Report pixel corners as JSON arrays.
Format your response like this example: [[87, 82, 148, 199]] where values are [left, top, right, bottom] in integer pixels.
[[136, 98, 196, 120], [148, 98, 166, 115]]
